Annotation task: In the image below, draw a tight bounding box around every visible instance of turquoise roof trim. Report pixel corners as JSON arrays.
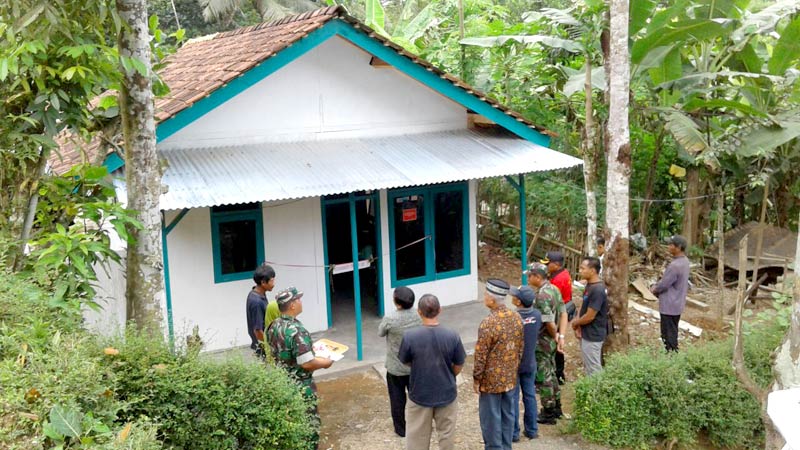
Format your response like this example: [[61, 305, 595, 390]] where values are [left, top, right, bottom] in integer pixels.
[[156, 19, 550, 147], [102, 152, 125, 173]]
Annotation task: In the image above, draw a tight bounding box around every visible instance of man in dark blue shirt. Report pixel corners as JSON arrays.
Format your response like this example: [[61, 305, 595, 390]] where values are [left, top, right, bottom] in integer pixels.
[[509, 285, 542, 441], [246, 264, 276, 358], [398, 294, 466, 450]]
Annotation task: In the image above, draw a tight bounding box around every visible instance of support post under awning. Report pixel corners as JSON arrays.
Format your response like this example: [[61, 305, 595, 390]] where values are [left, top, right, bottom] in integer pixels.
[[348, 193, 364, 361], [505, 175, 528, 285], [161, 208, 190, 349]]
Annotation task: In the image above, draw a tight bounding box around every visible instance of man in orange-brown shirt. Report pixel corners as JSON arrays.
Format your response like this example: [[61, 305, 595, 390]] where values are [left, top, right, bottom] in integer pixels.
[[473, 278, 524, 450]]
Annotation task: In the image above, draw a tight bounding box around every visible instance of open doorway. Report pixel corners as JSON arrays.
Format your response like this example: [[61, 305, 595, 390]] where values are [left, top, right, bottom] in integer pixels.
[[322, 192, 383, 329]]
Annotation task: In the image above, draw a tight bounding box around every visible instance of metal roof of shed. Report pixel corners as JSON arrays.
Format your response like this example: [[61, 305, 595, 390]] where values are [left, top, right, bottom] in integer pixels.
[[157, 129, 581, 211]]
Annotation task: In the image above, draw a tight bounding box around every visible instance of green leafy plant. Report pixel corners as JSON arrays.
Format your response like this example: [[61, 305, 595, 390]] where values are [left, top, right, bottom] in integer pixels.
[[108, 329, 317, 450], [28, 164, 141, 311], [572, 322, 785, 449]]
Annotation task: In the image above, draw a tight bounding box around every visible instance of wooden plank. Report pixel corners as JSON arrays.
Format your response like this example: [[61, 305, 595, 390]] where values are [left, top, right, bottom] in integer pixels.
[[629, 301, 703, 337], [632, 278, 658, 301], [727, 272, 768, 314], [686, 296, 710, 312], [477, 213, 582, 255]]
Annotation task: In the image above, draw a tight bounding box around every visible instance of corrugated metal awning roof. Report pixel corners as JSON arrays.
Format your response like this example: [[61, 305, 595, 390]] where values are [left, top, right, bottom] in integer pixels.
[[159, 129, 582, 210]]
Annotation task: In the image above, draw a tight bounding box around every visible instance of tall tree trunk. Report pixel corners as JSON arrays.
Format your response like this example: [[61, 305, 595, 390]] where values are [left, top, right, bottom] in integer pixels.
[[682, 166, 702, 248], [750, 181, 770, 303], [637, 128, 664, 236], [717, 187, 725, 326], [117, 0, 165, 335], [582, 58, 599, 255], [771, 211, 800, 391], [762, 222, 799, 450], [604, 0, 631, 351], [12, 147, 50, 271]]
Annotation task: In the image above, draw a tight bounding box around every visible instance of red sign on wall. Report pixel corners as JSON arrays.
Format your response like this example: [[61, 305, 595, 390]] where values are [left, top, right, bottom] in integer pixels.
[[402, 208, 417, 222]]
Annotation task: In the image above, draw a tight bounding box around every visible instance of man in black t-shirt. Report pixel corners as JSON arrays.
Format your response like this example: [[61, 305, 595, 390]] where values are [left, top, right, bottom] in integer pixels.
[[571, 256, 608, 376], [398, 294, 466, 450]]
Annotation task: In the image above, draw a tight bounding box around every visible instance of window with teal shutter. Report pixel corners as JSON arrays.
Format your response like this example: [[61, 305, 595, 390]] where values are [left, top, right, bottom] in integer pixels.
[[210, 203, 265, 283], [388, 182, 470, 287]]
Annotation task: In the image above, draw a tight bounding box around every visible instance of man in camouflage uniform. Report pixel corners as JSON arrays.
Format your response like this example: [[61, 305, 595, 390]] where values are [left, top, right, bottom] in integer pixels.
[[266, 287, 334, 448], [525, 263, 565, 424]]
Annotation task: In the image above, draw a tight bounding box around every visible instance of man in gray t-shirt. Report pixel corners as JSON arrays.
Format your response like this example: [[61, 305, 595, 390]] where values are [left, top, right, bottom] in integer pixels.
[[378, 287, 422, 437], [651, 235, 690, 352]]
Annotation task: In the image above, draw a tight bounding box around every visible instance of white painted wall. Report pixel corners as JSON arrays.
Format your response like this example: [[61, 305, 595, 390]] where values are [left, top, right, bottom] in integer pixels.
[[83, 257, 127, 337], [378, 180, 479, 313], [164, 197, 327, 352], [262, 197, 328, 334], [159, 37, 467, 149]]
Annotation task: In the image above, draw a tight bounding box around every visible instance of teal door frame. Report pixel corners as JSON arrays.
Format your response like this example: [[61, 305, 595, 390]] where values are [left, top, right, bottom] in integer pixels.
[[320, 192, 383, 361]]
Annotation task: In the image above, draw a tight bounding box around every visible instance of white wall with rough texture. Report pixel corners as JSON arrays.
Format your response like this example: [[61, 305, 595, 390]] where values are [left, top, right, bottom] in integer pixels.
[[159, 36, 467, 149], [164, 198, 326, 352]]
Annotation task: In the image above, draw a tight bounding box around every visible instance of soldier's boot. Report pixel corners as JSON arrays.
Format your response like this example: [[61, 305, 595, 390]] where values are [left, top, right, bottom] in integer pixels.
[[553, 399, 564, 419], [537, 406, 557, 425]]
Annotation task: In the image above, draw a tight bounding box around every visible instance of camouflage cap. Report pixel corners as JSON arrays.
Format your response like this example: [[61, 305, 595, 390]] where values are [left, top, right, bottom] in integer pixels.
[[275, 286, 304, 306], [524, 262, 548, 277]]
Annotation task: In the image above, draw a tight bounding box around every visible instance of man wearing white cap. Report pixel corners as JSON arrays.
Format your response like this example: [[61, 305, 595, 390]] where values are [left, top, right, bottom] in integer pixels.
[[474, 278, 524, 450]]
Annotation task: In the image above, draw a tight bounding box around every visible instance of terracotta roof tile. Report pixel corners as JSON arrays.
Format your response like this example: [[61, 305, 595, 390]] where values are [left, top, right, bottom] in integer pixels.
[[52, 5, 553, 173]]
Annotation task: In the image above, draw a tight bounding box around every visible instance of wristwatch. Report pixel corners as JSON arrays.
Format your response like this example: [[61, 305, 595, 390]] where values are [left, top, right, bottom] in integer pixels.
[[557, 334, 565, 340]]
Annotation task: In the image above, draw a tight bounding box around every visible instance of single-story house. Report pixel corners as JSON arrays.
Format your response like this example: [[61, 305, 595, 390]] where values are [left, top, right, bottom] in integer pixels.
[[57, 6, 582, 357]]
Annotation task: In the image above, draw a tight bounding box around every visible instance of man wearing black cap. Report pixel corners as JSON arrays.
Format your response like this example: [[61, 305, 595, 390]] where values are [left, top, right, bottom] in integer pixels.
[[474, 278, 523, 450], [542, 251, 573, 385], [651, 235, 690, 352], [509, 285, 542, 441]]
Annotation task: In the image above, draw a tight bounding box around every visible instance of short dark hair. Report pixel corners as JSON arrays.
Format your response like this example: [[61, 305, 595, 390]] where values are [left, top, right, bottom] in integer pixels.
[[583, 256, 601, 274], [253, 264, 275, 285], [393, 286, 415, 310], [668, 235, 688, 252], [596, 237, 606, 246], [418, 294, 440, 319]]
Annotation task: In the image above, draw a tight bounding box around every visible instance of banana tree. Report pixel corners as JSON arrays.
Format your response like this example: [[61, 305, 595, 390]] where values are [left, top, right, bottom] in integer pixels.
[[200, 0, 319, 24], [461, 0, 607, 255], [630, 0, 800, 246]]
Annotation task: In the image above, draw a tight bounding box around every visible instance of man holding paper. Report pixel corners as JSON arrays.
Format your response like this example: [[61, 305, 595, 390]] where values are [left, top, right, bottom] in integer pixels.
[[267, 286, 334, 449]]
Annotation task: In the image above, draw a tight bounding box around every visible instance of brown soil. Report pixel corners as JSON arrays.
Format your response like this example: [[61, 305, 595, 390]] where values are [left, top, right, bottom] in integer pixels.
[[318, 356, 607, 450], [317, 244, 779, 449]]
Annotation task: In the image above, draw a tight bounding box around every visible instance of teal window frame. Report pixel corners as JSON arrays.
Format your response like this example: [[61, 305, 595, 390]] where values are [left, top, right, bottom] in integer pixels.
[[388, 182, 470, 287], [210, 204, 265, 283]]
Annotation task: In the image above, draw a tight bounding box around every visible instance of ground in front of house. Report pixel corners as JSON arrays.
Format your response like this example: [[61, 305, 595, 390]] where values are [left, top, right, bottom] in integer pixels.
[[315, 243, 765, 449]]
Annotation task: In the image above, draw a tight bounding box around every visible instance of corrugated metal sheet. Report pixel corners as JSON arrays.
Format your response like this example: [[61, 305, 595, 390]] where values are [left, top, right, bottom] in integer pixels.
[[159, 129, 582, 210]]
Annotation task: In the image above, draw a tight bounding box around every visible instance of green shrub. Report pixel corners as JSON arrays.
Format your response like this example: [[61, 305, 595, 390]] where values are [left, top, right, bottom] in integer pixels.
[[572, 324, 785, 449], [0, 272, 161, 450], [108, 330, 317, 450]]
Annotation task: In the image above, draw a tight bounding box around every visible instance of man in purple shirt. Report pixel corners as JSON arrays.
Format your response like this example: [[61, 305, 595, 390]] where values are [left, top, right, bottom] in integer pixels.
[[651, 235, 690, 352]]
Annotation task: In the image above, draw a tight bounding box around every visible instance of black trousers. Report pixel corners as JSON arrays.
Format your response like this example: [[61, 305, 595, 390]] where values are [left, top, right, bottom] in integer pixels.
[[386, 372, 410, 437], [660, 314, 681, 352], [555, 301, 576, 382]]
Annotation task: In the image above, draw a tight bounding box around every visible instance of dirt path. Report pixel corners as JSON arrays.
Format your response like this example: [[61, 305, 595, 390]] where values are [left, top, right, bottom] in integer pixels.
[[316, 244, 768, 449], [317, 355, 608, 450]]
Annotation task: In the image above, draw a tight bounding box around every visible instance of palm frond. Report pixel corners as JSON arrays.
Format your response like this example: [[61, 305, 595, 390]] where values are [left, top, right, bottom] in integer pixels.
[[199, 0, 241, 23]]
